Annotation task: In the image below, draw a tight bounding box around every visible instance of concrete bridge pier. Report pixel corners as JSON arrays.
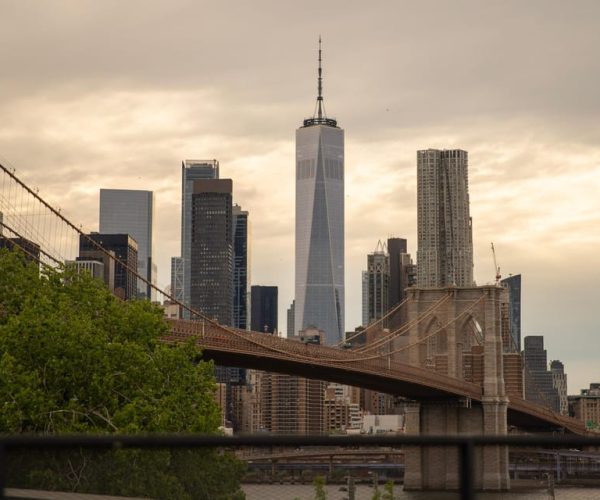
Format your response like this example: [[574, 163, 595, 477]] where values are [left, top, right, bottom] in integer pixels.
[[403, 399, 509, 491]]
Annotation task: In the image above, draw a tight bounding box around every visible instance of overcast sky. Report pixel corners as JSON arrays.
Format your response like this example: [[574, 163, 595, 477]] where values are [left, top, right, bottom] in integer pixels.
[[1, 0, 599, 393]]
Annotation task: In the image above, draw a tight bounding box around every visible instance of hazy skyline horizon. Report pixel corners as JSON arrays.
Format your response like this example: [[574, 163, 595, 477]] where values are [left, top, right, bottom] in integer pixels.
[[1, 0, 598, 393]]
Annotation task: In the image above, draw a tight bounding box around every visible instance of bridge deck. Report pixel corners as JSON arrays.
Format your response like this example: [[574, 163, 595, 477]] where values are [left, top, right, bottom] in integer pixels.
[[165, 319, 587, 435]]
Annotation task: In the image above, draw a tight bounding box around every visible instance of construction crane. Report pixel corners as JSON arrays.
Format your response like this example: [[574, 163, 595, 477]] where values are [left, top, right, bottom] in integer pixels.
[[491, 242, 501, 284]]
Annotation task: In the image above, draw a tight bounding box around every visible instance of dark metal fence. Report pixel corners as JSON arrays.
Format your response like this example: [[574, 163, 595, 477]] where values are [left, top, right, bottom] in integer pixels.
[[1, 434, 599, 499]]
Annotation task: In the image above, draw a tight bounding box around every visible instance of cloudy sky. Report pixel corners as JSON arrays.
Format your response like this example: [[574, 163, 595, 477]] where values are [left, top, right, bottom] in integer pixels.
[[1, 1, 599, 392]]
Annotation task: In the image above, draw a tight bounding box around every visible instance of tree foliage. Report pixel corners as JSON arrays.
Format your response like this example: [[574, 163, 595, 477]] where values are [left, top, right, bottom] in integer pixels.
[[0, 249, 246, 499], [382, 480, 394, 500], [313, 474, 327, 500]]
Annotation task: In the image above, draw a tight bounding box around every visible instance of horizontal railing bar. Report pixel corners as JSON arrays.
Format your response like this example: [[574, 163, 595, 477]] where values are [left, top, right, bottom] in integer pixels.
[[2, 434, 600, 450]]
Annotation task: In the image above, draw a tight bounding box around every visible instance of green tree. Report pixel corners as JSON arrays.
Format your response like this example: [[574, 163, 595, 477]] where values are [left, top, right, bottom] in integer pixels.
[[313, 474, 327, 500], [0, 249, 246, 499], [382, 480, 394, 500]]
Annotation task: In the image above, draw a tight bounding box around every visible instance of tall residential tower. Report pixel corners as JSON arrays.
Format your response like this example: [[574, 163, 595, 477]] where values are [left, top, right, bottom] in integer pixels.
[[416, 149, 474, 288], [294, 39, 344, 344]]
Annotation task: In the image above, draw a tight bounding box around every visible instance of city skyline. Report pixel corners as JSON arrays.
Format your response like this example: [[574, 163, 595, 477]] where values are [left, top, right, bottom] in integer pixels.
[[1, 1, 599, 391]]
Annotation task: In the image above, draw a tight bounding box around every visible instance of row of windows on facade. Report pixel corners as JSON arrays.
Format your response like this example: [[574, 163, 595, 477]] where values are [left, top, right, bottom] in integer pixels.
[[297, 158, 344, 180]]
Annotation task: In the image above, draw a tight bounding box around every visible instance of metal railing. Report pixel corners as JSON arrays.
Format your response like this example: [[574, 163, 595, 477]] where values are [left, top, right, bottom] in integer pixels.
[[2, 433, 600, 499]]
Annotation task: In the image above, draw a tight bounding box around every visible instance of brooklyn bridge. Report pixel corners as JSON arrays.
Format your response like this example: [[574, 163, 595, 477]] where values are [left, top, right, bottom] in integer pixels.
[[0, 162, 591, 490]]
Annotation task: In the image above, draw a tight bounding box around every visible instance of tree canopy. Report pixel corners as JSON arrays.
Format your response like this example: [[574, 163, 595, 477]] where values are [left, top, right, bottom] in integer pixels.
[[0, 249, 245, 499]]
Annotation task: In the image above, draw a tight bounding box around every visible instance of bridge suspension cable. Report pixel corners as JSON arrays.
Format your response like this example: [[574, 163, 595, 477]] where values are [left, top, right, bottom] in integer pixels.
[[337, 296, 486, 363], [338, 296, 409, 346], [355, 294, 452, 353]]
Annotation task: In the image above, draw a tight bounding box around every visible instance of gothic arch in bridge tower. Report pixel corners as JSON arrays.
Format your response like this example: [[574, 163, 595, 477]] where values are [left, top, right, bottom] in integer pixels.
[[420, 315, 446, 372], [456, 314, 483, 381]]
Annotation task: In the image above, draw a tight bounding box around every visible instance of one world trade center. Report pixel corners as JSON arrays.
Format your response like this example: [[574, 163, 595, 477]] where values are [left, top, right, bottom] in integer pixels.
[[294, 39, 344, 345]]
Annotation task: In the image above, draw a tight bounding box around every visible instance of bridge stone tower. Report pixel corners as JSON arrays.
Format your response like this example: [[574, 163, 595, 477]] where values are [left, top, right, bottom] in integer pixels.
[[402, 285, 510, 491]]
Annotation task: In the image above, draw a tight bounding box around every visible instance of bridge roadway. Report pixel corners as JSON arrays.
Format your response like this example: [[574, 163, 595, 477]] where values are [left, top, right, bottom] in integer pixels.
[[165, 318, 587, 435]]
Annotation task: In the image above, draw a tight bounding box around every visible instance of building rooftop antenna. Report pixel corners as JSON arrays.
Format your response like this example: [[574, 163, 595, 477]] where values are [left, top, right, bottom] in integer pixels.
[[317, 35, 324, 120], [304, 37, 337, 128]]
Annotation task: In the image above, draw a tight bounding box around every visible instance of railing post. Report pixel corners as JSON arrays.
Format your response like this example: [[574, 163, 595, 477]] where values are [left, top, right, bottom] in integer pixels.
[[459, 439, 475, 500]]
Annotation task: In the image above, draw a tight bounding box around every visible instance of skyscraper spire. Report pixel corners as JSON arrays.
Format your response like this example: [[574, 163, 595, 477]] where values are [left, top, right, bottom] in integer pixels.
[[317, 36, 323, 120], [303, 37, 337, 128]]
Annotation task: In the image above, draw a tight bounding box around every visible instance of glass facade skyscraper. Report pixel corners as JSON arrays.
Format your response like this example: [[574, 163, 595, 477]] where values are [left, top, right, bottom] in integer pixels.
[[522, 335, 560, 412], [251, 285, 278, 334], [233, 205, 250, 330], [181, 159, 219, 314], [189, 178, 233, 325], [99, 189, 155, 299], [294, 41, 344, 345]]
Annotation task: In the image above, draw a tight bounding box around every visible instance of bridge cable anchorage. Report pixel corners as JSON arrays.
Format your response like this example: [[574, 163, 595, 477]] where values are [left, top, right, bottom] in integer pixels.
[[355, 294, 452, 353]]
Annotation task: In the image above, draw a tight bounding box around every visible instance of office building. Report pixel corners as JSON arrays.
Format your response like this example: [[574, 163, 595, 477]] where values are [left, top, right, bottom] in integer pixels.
[[416, 149, 474, 288], [233, 205, 250, 330], [170, 256, 183, 302], [569, 383, 600, 432], [230, 370, 264, 434], [388, 237, 407, 306], [65, 260, 105, 282], [324, 383, 362, 433], [99, 189, 155, 300], [189, 178, 233, 324], [361, 271, 369, 327], [295, 40, 345, 344], [362, 241, 390, 326], [258, 329, 327, 434], [181, 159, 219, 313], [287, 300, 295, 337], [260, 372, 326, 435], [80, 233, 137, 300], [501, 274, 522, 351], [0, 236, 40, 265], [551, 360, 568, 415], [77, 247, 116, 293], [166, 257, 184, 319], [251, 286, 278, 334], [188, 177, 240, 426], [388, 237, 417, 306], [522, 336, 559, 412]]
